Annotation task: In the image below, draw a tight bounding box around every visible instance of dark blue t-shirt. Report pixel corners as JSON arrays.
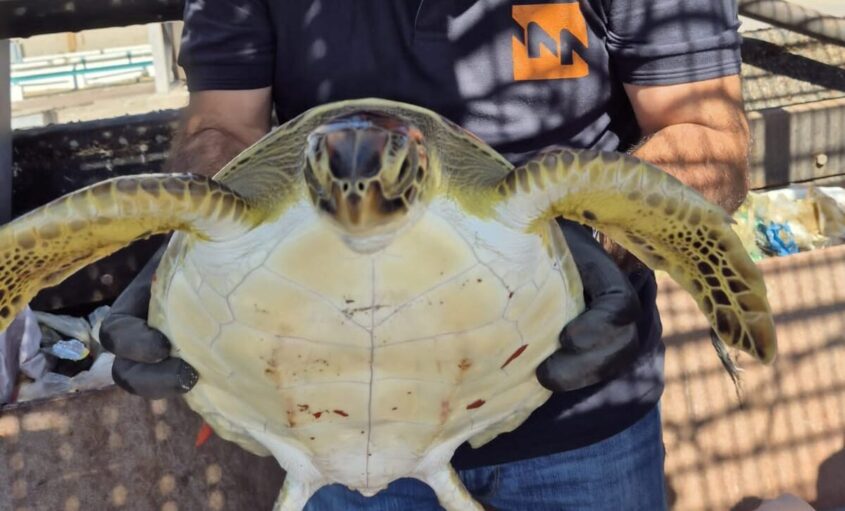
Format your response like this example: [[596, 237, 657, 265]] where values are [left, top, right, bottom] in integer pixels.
[[177, 0, 742, 469]]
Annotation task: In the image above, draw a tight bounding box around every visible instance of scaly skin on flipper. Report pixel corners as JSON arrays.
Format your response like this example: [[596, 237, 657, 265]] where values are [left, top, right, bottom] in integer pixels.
[[490, 148, 777, 364], [0, 174, 261, 332]]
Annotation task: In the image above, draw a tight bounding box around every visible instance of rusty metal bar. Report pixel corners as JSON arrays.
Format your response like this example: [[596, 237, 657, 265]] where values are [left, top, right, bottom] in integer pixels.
[[0, 0, 183, 39], [739, 0, 845, 47]]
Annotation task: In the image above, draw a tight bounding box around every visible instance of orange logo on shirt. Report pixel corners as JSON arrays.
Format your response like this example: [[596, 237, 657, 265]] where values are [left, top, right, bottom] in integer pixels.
[[512, 3, 590, 81]]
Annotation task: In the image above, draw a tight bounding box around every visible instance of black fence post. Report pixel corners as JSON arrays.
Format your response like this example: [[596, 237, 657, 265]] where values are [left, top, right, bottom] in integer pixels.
[[0, 40, 10, 224]]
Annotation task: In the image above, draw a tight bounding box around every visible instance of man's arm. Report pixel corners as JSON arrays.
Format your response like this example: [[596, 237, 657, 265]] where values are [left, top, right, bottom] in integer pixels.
[[164, 87, 274, 176], [624, 75, 750, 213]]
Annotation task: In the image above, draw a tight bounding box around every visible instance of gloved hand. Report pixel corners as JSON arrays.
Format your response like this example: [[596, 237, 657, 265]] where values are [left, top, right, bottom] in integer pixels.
[[100, 245, 199, 398], [536, 220, 641, 392]]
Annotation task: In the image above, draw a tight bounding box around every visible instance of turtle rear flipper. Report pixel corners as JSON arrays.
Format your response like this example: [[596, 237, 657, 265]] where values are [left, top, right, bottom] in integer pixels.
[[272, 478, 317, 511], [0, 174, 261, 331], [420, 465, 484, 511], [491, 149, 777, 365]]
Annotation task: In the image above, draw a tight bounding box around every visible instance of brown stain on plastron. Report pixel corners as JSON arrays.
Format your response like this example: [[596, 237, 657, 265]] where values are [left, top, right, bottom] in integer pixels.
[[501, 344, 528, 369], [333, 410, 349, 417], [458, 359, 472, 371], [440, 400, 451, 424], [313, 412, 323, 419], [466, 399, 486, 410], [264, 356, 282, 385], [342, 304, 387, 318]]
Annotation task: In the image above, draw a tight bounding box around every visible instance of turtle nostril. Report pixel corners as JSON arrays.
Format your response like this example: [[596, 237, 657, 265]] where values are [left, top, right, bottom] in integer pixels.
[[356, 181, 367, 193], [341, 182, 351, 194], [397, 159, 412, 183]]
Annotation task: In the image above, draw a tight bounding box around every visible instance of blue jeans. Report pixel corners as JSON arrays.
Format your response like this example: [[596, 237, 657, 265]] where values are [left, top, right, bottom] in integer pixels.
[[304, 406, 667, 510]]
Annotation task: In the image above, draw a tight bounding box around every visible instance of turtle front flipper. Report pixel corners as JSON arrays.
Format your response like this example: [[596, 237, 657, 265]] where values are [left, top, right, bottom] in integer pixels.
[[0, 174, 261, 331], [492, 149, 776, 365]]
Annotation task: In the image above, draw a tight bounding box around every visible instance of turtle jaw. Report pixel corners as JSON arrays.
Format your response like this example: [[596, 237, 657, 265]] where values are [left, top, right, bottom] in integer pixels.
[[314, 179, 425, 254], [327, 178, 411, 235], [303, 110, 432, 252]]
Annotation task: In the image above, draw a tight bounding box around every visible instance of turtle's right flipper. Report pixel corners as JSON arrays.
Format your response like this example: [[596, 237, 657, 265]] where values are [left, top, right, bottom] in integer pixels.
[[0, 174, 261, 331], [492, 149, 776, 365]]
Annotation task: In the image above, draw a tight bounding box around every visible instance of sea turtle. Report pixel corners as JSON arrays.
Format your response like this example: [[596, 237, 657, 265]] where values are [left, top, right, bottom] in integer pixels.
[[0, 98, 776, 511]]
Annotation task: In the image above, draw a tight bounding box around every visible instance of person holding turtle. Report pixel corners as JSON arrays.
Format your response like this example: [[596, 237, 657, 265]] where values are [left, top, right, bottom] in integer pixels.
[[100, 1, 752, 509]]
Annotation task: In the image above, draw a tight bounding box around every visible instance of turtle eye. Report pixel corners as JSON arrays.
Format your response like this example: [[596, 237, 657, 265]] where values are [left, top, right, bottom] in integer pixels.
[[303, 159, 326, 197]]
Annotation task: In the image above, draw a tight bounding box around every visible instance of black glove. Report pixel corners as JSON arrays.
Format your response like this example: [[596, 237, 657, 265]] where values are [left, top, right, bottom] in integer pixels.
[[100, 245, 199, 398], [536, 220, 641, 392]]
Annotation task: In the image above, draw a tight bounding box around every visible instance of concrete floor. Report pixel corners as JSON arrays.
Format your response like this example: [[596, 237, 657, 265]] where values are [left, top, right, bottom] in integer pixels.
[[659, 244, 845, 511]]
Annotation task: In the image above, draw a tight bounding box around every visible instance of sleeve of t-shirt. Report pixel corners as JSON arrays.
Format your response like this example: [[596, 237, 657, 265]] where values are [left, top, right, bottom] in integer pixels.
[[604, 0, 742, 85], [177, 0, 275, 91]]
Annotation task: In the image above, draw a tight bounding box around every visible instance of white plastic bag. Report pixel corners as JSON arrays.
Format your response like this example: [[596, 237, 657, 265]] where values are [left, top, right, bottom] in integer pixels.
[[0, 307, 48, 404]]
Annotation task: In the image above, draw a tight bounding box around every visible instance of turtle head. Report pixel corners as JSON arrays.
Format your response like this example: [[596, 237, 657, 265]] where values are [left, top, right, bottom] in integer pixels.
[[304, 111, 435, 252]]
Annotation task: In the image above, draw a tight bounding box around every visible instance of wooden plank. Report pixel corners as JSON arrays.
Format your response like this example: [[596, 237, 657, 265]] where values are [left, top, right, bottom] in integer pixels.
[[748, 97, 845, 189]]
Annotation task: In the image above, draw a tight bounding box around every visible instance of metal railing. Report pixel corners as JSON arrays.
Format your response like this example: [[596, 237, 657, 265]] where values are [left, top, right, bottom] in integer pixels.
[[0, 0, 183, 222], [11, 46, 155, 99], [0, 0, 182, 39], [739, 0, 845, 47]]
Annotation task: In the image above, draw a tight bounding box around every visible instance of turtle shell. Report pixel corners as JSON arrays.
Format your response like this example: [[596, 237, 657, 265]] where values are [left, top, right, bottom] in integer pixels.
[[148, 195, 582, 494]]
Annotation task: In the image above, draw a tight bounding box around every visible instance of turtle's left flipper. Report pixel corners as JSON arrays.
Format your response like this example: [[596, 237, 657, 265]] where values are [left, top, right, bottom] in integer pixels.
[[493, 148, 776, 365], [0, 174, 261, 332], [272, 478, 317, 511]]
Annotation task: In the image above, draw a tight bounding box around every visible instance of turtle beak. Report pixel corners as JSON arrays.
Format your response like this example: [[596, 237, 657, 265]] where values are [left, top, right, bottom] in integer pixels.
[[329, 179, 406, 235], [304, 111, 429, 251]]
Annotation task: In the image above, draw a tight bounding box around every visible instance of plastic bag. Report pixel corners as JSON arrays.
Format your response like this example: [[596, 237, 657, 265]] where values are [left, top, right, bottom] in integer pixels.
[[0, 307, 48, 404], [15, 353, 115, 403], [732, 185, 845, 258]]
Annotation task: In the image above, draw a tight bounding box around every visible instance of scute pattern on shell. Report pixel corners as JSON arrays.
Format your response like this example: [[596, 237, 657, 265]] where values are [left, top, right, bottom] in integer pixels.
[[154, 198, 581, 508]]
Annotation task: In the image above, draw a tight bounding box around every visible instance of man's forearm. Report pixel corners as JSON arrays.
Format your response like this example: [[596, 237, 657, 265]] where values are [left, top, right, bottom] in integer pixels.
[[601, 118, 750, 269], [163, 127, 251, 177], [162, 89, 273, 177], [631, 122, 750, 214]]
